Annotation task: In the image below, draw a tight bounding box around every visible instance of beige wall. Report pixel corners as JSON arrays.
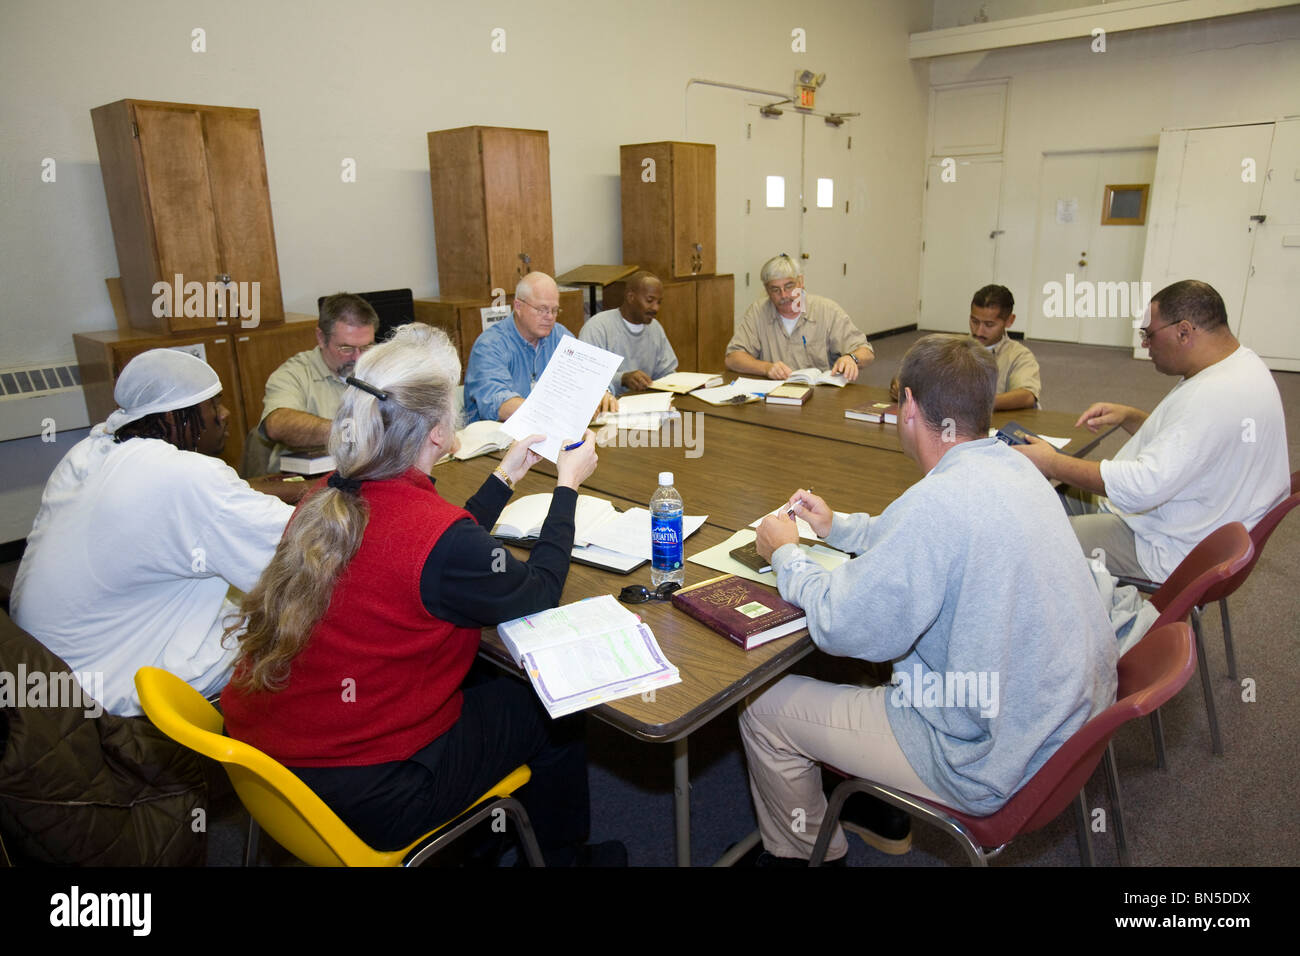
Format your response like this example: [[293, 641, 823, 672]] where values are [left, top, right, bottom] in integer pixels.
[[0, 0, 931, 370], [926, 7, 1300, 332]]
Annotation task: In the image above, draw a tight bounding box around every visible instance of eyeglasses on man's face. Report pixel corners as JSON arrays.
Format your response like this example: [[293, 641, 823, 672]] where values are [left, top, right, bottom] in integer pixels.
[[1139, 321, 1178, 345], [518, 297, 562, 318]]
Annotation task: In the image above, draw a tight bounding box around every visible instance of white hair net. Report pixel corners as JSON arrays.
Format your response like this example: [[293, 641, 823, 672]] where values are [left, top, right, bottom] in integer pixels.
[[104, 349, 221, 434]]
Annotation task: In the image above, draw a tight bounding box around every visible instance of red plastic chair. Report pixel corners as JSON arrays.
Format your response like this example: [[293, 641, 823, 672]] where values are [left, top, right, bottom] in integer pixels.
[[1200, 471, 1300, 681], [1116, 472, 1298, 750], [808, 622, 1196, 867], [1142, 523, 1254, 763]]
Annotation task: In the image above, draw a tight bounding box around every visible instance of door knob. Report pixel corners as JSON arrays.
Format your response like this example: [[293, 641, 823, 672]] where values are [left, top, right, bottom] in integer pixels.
[[1078, 260, 1087, 267]]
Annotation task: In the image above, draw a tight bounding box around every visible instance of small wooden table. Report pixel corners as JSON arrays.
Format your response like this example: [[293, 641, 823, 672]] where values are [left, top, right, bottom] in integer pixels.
[[556, 264, 641, 318]]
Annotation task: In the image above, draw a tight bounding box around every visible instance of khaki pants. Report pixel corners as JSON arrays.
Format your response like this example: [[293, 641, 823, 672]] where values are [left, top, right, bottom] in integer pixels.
[[1060, 488, 1146, 578], [739, 676, 943, 861]]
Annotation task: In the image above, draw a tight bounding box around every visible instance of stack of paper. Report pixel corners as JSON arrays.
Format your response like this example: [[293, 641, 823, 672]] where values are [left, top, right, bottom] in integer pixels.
[[595, 391, 677, 430], [498, 595, 681, 718], [692, 378, 783, 405]]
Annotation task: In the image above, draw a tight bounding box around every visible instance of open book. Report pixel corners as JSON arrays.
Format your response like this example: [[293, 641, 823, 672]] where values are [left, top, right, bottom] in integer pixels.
[[648, 372, 724, 394], [786, 367, 847, 387], [498, 595, 681, 718], [491, 493, 619, 546], [492, 493, 708, 574], [453, 420, 513, 460]]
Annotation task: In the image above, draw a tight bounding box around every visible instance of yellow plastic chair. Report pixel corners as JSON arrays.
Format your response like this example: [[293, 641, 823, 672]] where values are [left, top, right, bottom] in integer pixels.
[[134, 666, 544, 867]]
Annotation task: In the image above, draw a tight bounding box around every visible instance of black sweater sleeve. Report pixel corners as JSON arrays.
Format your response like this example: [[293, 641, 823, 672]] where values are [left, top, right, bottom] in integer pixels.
[[419, 480, 577, 629]]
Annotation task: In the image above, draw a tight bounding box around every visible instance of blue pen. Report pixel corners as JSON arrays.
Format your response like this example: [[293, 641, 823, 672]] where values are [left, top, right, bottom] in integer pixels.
[[562, 438, 586, 451]]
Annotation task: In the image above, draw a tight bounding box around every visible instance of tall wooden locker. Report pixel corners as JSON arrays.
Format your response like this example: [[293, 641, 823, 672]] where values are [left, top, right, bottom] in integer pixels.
[[428, 126, 555, 299], [620, 142, 717, 280], [90, 99, 285, 334]]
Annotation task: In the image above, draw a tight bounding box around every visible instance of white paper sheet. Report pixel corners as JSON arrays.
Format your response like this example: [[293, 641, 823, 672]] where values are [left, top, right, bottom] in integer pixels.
[[692, 377, 784, 405], [582, 507, 708, 561], [501, 338, 624, 461]]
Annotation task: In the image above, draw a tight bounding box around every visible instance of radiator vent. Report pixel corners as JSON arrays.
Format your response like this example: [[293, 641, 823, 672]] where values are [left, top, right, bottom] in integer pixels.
[[0, 364, 82, 398], [0, 363, 90, 442]]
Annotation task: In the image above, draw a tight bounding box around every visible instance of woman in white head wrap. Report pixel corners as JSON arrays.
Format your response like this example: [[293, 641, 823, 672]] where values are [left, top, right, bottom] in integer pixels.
[[9, 349, 293, 717]]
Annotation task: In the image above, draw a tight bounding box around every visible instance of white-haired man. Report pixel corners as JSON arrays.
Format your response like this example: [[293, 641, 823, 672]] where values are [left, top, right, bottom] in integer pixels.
[[725, 254, 873, 381], [464, 272, 618, 423], [11, 349, 294, 716]]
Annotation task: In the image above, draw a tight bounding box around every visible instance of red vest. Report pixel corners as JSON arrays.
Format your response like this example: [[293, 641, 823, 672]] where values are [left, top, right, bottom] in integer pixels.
[[222, 469, 478, 767]]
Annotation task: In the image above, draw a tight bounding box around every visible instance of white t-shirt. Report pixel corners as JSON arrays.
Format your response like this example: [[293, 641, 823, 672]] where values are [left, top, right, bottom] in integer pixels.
[[1100, 346, 1289, 580], [10, 428, 292, 715]]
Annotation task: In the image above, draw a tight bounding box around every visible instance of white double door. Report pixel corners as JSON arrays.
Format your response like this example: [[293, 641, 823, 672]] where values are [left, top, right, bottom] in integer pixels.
[[737, 108, 857, 316], [1142, 120, 1300, 370]]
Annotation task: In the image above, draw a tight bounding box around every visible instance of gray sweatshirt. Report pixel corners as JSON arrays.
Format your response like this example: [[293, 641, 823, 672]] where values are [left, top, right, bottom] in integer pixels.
[[771, 437, 1118, 814]]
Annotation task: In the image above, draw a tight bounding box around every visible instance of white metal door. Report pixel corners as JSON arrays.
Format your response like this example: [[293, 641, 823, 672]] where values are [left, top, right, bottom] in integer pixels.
[[801, 118, 855, 309], [1238, 118, 1300, 370], [919, 158, 1002, 333], [1141, 124, 1273, 339], [1031, 150, 1156, 345], [742, 108, 802, 312]]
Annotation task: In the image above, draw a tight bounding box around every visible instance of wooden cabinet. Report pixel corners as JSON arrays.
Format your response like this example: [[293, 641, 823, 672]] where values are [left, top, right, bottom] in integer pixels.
[[601, 274, 733, 373], [231, 319, 320, 433], [620, 143, 716, 280], [73, 314, 317, 470], [427, 126, 555, 299], [90, 99, 285, 334]]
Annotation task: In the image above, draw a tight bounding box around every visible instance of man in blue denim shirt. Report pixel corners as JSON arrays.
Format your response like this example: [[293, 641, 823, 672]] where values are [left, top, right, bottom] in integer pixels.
[[464, 272, 618, 424]]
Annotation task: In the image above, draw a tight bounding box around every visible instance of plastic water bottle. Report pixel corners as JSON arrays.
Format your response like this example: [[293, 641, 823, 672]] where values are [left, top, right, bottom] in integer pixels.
[[650, 471, 685, 587]]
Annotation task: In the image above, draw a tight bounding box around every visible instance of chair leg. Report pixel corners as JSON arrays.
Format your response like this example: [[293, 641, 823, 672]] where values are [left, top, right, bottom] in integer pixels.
[[1103, 742, 1130, 867], [1073, 789, 1094, 867], [1149, 710, 1168, 770], [1191, 608, 1224, 756], [243, 817, 261, 867], [808, 779, 852, 867], [1219, 598, 1237, 682], [503, 798, 545, 867]]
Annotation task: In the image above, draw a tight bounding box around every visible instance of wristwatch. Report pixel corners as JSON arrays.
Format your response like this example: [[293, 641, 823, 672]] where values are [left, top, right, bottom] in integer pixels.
[[492, 466, 515, 491]]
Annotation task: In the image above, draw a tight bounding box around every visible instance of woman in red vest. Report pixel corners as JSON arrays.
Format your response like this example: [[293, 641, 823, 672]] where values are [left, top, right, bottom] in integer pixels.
[[221, 323, 622, 865]]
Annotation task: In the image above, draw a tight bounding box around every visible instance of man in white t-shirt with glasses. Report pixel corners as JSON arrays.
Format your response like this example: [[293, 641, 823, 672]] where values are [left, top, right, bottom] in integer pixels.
[[1014, 279, 1289, 581]]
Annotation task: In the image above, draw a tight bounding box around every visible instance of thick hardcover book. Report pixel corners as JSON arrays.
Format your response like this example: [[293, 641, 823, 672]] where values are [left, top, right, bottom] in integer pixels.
[[844, 401, 897, 424], [671, 574, 807, 650], [280, 449, 335, 475], [766, 383, 813, 405]]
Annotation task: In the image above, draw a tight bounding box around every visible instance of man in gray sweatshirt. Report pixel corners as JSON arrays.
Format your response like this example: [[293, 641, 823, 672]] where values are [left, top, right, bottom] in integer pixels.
[[746, 334, 1117, 864]]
